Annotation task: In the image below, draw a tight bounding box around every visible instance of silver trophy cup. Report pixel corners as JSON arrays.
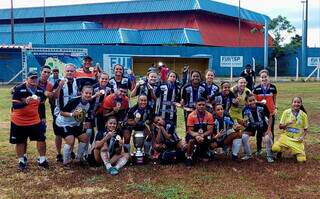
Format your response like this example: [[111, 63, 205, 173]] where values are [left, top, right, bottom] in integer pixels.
[[133, 131, 145, 164]]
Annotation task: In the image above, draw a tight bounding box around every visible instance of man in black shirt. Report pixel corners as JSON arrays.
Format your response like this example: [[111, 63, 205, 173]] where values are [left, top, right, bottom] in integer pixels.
[[240, 64, 256, 91]]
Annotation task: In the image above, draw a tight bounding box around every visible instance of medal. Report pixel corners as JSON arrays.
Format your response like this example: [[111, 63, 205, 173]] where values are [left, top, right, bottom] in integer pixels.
[[116, 135, 121, 141], [100, 90, 105, 95], [261, 99, 267, 104], [89, 67, 94, 72], [198, 129, 203, 134], [135, 112, 141, 119], [31, 94, 38, 100]]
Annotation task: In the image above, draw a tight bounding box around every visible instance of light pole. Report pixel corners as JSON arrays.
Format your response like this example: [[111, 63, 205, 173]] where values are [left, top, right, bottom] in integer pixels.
[[43, 0, 47, 45], [301, 0, 308, 75], [10, 0, 14, 44], [238, 0, 241, 47]]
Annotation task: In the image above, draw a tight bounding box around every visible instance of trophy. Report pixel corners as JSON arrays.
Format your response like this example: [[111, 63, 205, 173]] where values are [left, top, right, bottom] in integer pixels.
[[132, 130, 145, 164]]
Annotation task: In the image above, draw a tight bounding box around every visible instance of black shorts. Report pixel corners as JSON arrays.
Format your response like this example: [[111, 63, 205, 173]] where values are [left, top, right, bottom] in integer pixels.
[[245, 125, 268, 136], [9, 122, 46, 144], [55, 124, 84, 138], [185, 134, 210, 145], [52, 116, 62, 136]]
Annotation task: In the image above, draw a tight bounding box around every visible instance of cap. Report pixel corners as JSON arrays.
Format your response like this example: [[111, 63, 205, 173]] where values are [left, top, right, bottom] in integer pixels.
[[245, 64, 252, 68], [83, 56, 93, 61], [27, 71, 38, 78]]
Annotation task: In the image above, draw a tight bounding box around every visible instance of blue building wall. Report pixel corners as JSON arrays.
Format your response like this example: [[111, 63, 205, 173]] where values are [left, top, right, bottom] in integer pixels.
[[278, 48, 320, 76], [34, 44, 266, 77], [1, 45, 318, 82]]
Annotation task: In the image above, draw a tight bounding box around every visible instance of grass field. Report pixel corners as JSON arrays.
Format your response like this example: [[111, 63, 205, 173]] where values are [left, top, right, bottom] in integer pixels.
[[0, 82, 320, 199]]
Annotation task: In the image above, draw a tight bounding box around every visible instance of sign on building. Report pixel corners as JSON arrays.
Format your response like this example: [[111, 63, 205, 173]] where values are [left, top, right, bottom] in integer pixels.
[[307, 57, 320, 67], [220, 56, 243, 67], [103, 54, 132, 76]]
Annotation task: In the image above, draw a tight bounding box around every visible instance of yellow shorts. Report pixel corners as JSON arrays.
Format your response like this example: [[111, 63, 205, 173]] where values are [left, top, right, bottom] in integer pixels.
[[272, 134, 306, 162]]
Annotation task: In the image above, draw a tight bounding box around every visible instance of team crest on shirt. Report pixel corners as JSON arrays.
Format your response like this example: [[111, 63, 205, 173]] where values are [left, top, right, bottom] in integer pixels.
[[74, 108, 87, 122]]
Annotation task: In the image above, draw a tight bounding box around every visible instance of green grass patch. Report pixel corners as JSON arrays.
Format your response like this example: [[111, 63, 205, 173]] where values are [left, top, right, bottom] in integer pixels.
[[126, 180, 190, 199]]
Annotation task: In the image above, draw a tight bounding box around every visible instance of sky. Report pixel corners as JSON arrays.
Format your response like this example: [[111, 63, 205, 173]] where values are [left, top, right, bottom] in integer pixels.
[[1, 0, 320, 47]]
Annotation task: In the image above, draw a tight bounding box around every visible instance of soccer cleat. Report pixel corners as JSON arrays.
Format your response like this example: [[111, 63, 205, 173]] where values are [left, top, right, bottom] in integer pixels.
[[71, 151, 76, 159], [18, 161, 27, 171], [23, 156, 28, 164], [185, 157, 193, 167], [38, 160, 49, 169], [241, 155, 251, 161], [231, 154, 238, 161], [276, 152, 282, 160], [267, 156, 274, 163], [256, 150, 263, 157], [56, 154, 63, 163], [110, 167, 119, 176]]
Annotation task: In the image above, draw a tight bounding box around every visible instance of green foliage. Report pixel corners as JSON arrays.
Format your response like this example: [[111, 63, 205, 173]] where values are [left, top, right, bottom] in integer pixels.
[[268, 15, 301, 59]]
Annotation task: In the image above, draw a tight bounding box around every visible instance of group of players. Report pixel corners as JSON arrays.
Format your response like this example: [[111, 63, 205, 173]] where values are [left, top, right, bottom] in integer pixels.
[[10, 56, 309, 175]]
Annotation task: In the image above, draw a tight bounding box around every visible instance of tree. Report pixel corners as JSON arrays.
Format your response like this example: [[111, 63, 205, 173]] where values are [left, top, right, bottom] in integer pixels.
[[268, 15, 297, 58]]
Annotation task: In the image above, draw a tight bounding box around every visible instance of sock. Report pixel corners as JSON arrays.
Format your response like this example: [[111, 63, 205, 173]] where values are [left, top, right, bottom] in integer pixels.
[[63, 144, 72, 164], [100, 150, 111, 169], [18, 157, 25, 163], [76, 142, 87, 160], [105, 163, 112, 170], [115, 156, 128, 170], [242, 134, 251, 156], [124, 144, 131, 153], [232, 138, 241, 156], [144, 141, 152, 156], [265, 135, 273, 157], [38, 156, 47, 163]]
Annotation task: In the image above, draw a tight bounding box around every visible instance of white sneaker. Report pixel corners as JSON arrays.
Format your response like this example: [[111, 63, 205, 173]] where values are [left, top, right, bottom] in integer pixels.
[[241, 155, 251, 161], [267, 156, 274, 163]]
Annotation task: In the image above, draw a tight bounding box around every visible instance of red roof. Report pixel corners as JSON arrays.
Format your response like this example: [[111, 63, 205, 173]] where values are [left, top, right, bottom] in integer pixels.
[[99, 12, 273, 47]]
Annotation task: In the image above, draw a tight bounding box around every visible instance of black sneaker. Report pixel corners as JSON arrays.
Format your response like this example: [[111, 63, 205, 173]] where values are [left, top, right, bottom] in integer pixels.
[[23, 156, 28, 164], [71, 151, 76, 159], [38, 160, 49, 169], [18, 161, 27, 171], [276, 152, 282, 160], [56, 154, 63, 163], [185, 157, 193, 167], [231, 154, 238, 161]]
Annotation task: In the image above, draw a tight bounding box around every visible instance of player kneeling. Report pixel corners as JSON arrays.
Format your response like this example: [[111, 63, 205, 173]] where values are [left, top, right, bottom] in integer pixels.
[[152, 116, 186, 164], [89, 116, 129, 175], [209, 104, 243, 160], [185, 97, 214, 166]]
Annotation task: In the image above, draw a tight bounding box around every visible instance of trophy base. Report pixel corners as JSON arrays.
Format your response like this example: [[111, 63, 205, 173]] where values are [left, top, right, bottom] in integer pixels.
[[131, 152, 146, 165]]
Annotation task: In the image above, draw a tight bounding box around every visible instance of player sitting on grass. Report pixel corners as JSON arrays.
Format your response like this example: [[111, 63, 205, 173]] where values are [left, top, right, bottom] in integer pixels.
[[209, 104, 242, 160], [90, 116, 129, 175], [152, 116, 185, 164]]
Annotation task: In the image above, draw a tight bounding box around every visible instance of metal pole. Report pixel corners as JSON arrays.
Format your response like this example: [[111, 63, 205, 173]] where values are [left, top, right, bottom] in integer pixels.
[[238, 0, 241, 47], [230, 66, 233, 82], [252, 57, 256, 72], [317, 62, 320, 80], [43, 0, 47, 45], [274, 57, 277, 82], [301, 0, 308, 77], [10, 0, 14, 44], [296, 57, 299, 81], [264, 19, 268, 69]]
